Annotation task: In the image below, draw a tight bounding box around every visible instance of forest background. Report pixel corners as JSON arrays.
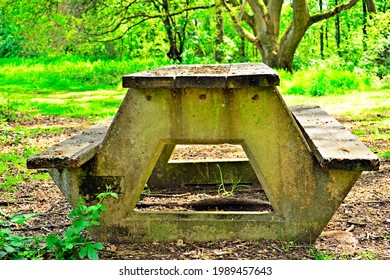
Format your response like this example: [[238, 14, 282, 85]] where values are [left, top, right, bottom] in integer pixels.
[[0, 0, 389, 96]]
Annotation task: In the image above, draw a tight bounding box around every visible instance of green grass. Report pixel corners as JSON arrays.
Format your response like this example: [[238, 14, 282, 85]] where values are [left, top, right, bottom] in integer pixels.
[[379, 151, 390, 158], [352, 129, 366, 136], [0, 56, 169, 94], [1, 90, 125, 120], [0, 151, 29, 191], [0, 126, 61, 192], [279, 68, 384, 97], [1, 56, 155, 120], [281, 89, 390, 119]]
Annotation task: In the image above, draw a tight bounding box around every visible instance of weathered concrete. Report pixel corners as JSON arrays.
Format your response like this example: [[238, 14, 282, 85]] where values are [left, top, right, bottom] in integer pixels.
[[27, 63, 379, 243]]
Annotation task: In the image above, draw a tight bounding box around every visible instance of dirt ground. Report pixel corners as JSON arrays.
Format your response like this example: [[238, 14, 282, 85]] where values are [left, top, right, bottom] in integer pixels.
[[1, 115, 389, 260]]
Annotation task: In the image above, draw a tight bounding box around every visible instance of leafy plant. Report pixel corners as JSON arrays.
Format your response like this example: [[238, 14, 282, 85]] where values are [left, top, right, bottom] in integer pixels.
[[45, 190, 118, 260], [0, 212, 44, 260], [358, 252, 377, 260], [0, 190, 117, 260], [352, 129, 366, 136]]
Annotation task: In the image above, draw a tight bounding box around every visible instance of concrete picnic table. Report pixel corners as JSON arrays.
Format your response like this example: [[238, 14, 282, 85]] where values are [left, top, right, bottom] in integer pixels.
[[27, 63, 379, 242]]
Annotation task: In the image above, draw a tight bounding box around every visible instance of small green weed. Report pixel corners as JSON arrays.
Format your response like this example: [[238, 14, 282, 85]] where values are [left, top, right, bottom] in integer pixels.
[[216, 164, 242, 196], [0, 91, 16, 122], [280, 241, 295, 253], [307, 247, 335, 260], [378, 151, 390, 158], [142, 184, 152, 196], [358, 252, 377, 260], [352, 129, 366, 136]]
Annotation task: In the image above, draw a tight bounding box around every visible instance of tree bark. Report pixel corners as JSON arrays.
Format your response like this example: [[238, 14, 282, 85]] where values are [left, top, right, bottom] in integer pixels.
[[319, 0, 325, 59], [362, 0, 376, 51], [215, 0, 224, 62], [335, 0, 341, 56], [161, 0, 182, 62]]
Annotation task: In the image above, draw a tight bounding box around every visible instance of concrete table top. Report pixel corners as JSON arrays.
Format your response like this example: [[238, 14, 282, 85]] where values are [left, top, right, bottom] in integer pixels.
[[122, 63, 280, 89]]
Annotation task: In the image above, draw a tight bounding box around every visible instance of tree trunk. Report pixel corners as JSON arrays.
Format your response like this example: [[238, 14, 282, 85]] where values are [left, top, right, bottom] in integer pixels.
[[335, 0, 341, 57], [362, 0, 376, 51], [240, 34, 246, 61], [162, 0, 182, 62], [215, 1, 224, 62], [362, 0, 367, 51], [320, 0, 325, 59], [364, 0, 376, 13]]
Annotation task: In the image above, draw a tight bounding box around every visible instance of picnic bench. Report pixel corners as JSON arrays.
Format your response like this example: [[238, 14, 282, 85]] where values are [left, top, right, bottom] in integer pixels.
[[27, 63, 379, 243]]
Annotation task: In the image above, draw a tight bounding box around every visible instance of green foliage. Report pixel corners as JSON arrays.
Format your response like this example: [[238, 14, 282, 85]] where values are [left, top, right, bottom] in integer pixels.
[[352, 129, 366, 136], [0, 91, 16, 122], [0, 212, 44, 259], [0, 0, 388, 78], [358, 252, 377, 260], [379, 151, 390, 159], [360, 10, 390, 78], [279, 241, 295, 253], [0, 190, 117, 260], [0, 12, 22, 58], [142, 184, 152, 196], [0, 147, 39, 191], [45, 190, 118, 260]]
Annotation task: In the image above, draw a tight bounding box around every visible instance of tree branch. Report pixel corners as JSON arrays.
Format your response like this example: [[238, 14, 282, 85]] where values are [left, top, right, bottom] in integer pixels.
[[229, 0, 255, 26], [310, 0, 360, 24], [87, 3, 214, 38], [237, 0, 248, 21], [221, 0, 258, 44]]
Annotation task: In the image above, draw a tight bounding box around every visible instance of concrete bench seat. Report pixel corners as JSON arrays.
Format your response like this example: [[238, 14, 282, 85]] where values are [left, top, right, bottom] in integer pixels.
[[290, 105, 379, 171], [27, 118, 112, 169]]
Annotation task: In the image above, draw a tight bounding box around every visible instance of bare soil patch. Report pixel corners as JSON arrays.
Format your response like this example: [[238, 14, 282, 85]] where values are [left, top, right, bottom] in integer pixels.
[[1, 115, 389, 260]]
